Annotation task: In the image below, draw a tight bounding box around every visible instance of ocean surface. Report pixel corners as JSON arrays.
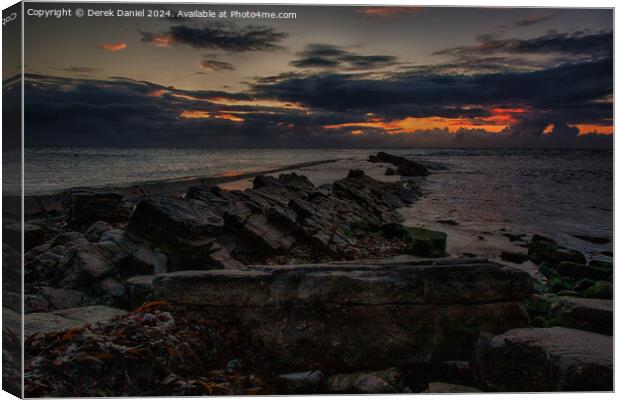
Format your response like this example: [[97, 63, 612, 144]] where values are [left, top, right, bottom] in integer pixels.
[[13, 147, 613, 258], [21, 148, 371, 195]]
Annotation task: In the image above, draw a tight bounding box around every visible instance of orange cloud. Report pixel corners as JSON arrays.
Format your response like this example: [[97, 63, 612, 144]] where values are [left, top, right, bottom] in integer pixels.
[[323, 108, 523, 135], [357, 7, 423, 17], [148, 89, 166, 97], [573, 124, 613, 135], [180, 110, 211, 119], [168, 93, 307, 112], [97, 42, 127, 52], [150, 34, 175, 48], [179, 110, 245, 122]]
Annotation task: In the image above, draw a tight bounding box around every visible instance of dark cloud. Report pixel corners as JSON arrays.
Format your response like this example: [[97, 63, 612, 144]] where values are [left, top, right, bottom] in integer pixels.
[[253, 58, 611, 118], [434, 30, 612, 61], [22, 59, 611, 149], [140, 23, 288, 52], [252, 55, 612, 141], [200, 59, 234, 71], [291, 44, 398, 70]]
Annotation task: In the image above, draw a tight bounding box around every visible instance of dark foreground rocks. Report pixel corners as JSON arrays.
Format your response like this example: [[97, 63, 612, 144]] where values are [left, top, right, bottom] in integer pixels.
[[546, 296, 612, 335], [475, 327, 612, 391], [24, 257, 534, 397], [62, 188, 131, 229], [154, 259, 533, 371]]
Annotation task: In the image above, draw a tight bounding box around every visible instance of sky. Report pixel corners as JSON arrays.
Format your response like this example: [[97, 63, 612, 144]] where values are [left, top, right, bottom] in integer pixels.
[[19, 3, 613, 148]]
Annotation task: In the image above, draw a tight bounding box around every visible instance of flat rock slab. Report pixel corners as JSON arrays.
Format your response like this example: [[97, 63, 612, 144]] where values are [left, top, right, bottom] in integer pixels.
[[476, 327, 613, 391], [549, 296, 613, 335], [25, 306, 127, 337], [154, 259, 533, 307], [154, 259, 533, 371]]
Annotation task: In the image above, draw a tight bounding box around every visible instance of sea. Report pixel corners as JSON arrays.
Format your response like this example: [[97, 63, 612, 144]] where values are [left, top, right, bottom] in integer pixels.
[[8, 147, 614, 258]]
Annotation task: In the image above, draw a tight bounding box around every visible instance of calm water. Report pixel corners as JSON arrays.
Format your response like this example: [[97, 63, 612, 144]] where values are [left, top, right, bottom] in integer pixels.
[[21, 148, 371, 195], [13, 147, 613, 257], [402, 148, 613, 259]]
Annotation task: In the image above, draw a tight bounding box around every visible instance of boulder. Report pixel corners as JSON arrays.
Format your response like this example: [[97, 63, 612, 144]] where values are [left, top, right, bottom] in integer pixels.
[[475, 327, 612, 391], [154, 260, 533, 371], [368, 152, 430, 177], [84, 221, 114, 241], [548, 296, 612, 335], [62, 189, 129, 229], [60, 243, 116, 287], [127, 195, 224, 269], [38, 287, 88, 311], [528, 236, 586, 267]]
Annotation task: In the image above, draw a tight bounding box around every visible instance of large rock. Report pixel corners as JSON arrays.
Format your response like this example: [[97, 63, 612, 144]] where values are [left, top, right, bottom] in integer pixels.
[[475, 327, 612, 391], [528, 235, 586, 267], [62, 189, 129, 229], [127, 195, 224, 269], [24, 305, 127, 337], [368, 152, 430, 177], [548, 296, 612, 335], [31, 229, 167, 288], [154, 259, 533, 371]]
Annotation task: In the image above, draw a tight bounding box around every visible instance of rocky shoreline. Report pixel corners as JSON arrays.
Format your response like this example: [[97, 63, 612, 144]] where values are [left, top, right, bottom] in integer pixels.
[[2, 152, 613, 395]]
